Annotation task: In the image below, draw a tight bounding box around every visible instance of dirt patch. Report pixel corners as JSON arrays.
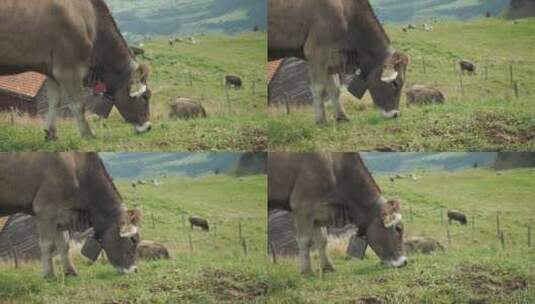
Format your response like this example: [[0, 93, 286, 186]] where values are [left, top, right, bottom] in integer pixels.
[[474, 112, 534, 145], [457, 264, 528, 296], [187, 268, 268, 302]]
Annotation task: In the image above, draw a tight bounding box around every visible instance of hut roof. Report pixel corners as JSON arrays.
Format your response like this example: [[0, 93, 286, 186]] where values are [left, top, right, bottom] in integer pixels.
[[267, 59, 283, 83], [0, 72, 47, 101], [0, 217, 8, 232]]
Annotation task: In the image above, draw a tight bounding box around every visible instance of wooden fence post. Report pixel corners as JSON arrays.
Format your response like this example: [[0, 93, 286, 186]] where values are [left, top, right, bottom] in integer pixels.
[[422, 57, 426, 74], [188, 229, 193, 255], [528, 226, 532, 248], [151, 213, 156, 228], [459, 72, 464, 99], [509, 62, 514, 87], [269, 242, 277, 264], [238, 219, 243, 242], [440, 208, 444, 226], [500, 231, 505, 250], [496, 212, 501, 239], [225, 85, 231, 115], [513, 82, 519, 99], [284, 94, 290, 115], [242, 238, 248, 256]]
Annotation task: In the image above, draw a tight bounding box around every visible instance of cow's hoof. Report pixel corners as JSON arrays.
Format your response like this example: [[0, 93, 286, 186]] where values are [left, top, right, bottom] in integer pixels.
[[322, 265, 336, 273], [44, 130, 58, 141]]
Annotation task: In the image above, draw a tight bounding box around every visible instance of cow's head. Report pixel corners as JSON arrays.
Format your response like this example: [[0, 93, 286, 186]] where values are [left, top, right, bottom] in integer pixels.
[[100, 208, 142, 274], [366, 199, 407, 267], [113, 63, 152, 134], [365, 51, 410, 118]]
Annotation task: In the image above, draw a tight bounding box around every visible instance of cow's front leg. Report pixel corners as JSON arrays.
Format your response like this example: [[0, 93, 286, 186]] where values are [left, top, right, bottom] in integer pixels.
[[56, 231, 78, 276], [326, 74, 349, 122], [36, 220, 56, 279], [314, 226, 335, 273], [44, 79, 61, 141]]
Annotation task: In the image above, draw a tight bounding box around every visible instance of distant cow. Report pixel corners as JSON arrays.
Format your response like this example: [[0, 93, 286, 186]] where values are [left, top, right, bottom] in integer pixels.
[[404, 237, 444, 254], [168, 39, 174, 46], [459, 60, 476, 75], [189, 216, 209, 231], [136, 240, 170, 260], [168, 98, 207, 120], [225, 75, 242, 89], [406, 85, 446, 106], [447, 210, 467, 225], [408, 24, 416, 29], [423, 23, 433, 32], [130, 46, 145, 57]]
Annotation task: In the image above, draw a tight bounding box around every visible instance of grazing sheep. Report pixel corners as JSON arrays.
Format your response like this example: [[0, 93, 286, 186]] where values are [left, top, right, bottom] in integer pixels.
[[168, 98, 207, 120], [404, 237, 444, 254], [448, 210, 467, 225], [189, 215, 209, 231], [137, 240, 170, 260], [406, 85, 446, 106]]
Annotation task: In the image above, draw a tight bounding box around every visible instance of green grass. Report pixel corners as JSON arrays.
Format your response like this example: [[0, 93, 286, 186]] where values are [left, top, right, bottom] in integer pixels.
[[0, 174, 271, 304], [268, 18, 535, 151], [265, 168, 535, 303], [0, 32, 267, 152]]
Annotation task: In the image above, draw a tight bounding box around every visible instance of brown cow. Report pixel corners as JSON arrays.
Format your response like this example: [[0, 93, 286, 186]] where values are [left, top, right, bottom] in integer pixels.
[[0, 153, 142, 278], [269, 0, 410, 123], [0, 0, 152, 140], [189, 216, 210, 231], [269, 152, 407, 274]]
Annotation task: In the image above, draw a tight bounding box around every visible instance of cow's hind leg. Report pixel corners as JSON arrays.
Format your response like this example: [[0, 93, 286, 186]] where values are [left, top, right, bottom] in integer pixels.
[[55, 66, 94, 139], [36, 219, 57, 279], [293, 212, 314, 275], [308, 64, 328, 125], [325, 74, 349, 122], [56, 231, 78, 276], [313, 226, 335, 273], [44, 79, 61, 141]]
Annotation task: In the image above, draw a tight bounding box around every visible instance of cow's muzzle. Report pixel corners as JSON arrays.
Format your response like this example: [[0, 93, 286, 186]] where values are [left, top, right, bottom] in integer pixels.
[[134, 121, 152, 134], [381, 110, 400, 119], [117, 265, 138, 275], [384, 256, 408, 268]]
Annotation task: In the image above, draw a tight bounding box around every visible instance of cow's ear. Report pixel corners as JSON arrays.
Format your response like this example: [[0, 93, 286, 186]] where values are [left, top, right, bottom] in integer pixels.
[[127, 208, 142, 226], [386, 199, 401, 213], [136, 64, 151, 83]]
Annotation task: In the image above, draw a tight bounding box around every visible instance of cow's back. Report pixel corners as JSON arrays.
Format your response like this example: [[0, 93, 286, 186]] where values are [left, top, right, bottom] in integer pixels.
[[0, 0, 96, 75], [0, 153, 81, 216]]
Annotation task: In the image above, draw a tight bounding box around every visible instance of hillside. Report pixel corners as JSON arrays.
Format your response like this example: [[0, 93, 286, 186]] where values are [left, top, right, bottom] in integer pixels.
[[0, 32, 267, 152], [0, 174, 271, 304], [371, 0, 509, 23], [107, 0, 266, 39], [269, 18, 535, 151], [266, 168, 535, 303]]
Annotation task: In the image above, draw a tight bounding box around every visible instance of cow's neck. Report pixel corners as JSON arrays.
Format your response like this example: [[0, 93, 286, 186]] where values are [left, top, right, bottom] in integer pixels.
[[90, 0, 134, 93], [81, 153, 125, 238], [345, 0, 392, 75], [335, 153, 383, 227]]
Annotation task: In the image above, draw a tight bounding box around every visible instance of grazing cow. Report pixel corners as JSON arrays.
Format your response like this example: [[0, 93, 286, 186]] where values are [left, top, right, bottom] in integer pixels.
[[168, 98, 207, 120], [0, 0, 152, 140], [0, 153, 142, 278], [459, 60, 476, 75], [448, 210, 467, 225], [137, 240, 170, 260], [423, 23, 433, 32], [269, 153, 407, 274], [189, 216, 209, 231], [404, 237, 444, 254], [225, 75, 243, 89], [269, 0, 410, 123], [169, 39, 174, 46], [405, 85, 446, 106], [408, 24, 416, 29]]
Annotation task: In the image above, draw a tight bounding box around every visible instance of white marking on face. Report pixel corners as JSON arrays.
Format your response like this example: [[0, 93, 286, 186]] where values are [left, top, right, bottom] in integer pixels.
[[130, 84, 147, 98], [381, 71, 398, 83], [117, 265, 137, 275], [388, 256, 407, 268], [134, 121, 152, 133], [385, 213, 402, 228], [120, 225, 138, 238], [381, 109, 400, 118]]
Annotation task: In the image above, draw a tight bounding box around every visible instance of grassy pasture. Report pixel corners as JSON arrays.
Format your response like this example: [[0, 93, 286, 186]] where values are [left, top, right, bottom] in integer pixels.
[[0, 32, 267, 152], [268, 18, 535, 151]]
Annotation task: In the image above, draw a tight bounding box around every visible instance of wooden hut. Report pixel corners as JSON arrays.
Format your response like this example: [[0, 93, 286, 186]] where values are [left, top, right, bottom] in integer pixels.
[[268, 58, 313, 106], [0, 214, 40, 262], [268, 210, 299, 256], [0, 72, 48, 116]]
